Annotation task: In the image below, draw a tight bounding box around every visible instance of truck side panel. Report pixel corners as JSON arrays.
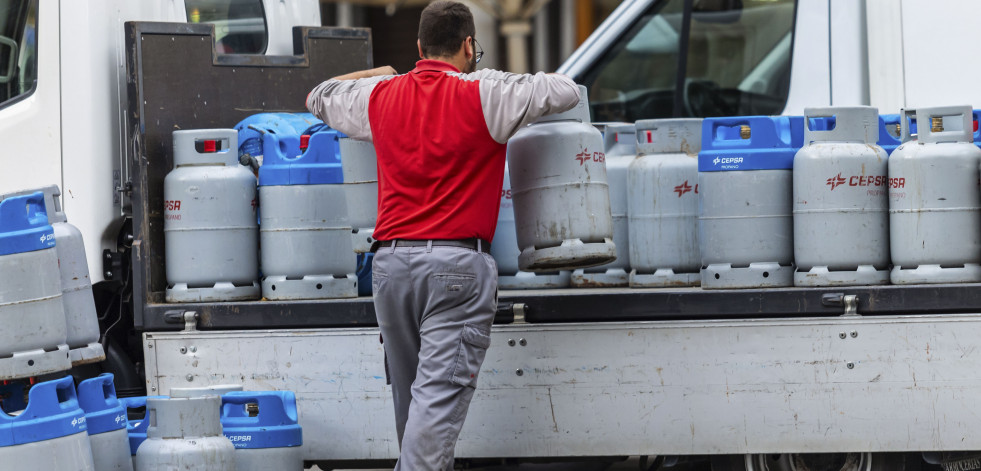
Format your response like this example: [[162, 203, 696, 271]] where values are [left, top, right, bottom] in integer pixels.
[[146, 316, 981, 461]]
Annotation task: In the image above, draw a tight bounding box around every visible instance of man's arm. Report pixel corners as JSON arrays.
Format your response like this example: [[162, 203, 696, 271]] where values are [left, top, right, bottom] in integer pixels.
[[305, 66, 398, 141], [331, 66, 397, 81], [468, 70, 581, 144]]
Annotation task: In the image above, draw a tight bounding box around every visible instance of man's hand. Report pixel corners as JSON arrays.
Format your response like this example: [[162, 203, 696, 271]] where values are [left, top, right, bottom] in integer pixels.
[[332, 66, 398, 81]]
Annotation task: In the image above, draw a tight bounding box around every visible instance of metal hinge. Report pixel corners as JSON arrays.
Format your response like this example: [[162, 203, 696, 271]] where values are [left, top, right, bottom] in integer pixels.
[[822, 293, 860, 316], [164, 310, 200, 331]]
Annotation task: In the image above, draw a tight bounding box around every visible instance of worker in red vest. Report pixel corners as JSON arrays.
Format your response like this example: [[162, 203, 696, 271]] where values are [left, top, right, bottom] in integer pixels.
[[307, 2, 579, 468]]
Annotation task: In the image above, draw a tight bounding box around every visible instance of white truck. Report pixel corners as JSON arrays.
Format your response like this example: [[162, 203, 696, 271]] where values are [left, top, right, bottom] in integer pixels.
[[3, 0, 981, 470]]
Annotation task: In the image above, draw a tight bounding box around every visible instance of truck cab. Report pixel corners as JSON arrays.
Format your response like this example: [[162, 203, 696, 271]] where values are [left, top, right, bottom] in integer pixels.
[[0, 0, 319, 288], [560, 0, 981, 122]]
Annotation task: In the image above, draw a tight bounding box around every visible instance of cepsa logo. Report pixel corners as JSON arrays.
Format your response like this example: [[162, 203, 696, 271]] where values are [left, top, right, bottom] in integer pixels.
[[575, 147, 606, 166], [673, 180, 698, 197], [500, 189, 512, 200], [825, 173, 887, 191], [712, 157, 743, 165]]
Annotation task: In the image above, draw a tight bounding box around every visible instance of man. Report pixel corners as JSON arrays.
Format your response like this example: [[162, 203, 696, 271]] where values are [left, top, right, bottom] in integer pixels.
[[306, 2, 580, 468]]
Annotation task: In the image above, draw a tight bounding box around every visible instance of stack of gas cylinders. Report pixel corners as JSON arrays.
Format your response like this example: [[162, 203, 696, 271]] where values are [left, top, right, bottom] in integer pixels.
[[0, 374, 301, 471], [0, 185, 107, 388], [156, 99, 981, 296], [495, 100, 981, 290], [162, 113, 378, 301]]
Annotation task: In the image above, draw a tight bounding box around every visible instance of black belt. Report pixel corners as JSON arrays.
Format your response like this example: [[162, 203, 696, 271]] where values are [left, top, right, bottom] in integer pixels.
[[372, 238, 491, 254]]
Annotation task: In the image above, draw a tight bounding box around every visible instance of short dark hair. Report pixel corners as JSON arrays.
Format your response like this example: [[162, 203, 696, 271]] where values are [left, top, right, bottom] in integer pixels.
[[418, 1, 475, 59]]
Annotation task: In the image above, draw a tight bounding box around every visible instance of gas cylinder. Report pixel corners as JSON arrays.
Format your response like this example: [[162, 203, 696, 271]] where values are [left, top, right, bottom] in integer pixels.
[[234, 112, 319, 168], [259, 129, 357, 299], [221, 391, 303, 471], [164, 129, 260, 302], [121, 396, 167, 466], [793, 107, 890, 286], [339, 137, 379, 254], [627, 118, 702, 287], [698, 116, 804, 289], [491, 163, 571, 288], [134, 396, 235, 471], [0, 192, 70, 379], [1, 186, 105, 365], [78, 373, 133, 471], [571, 123, 635, 287], [0, 376, 95, 470], [889, 106, 981, 284], [507, 84, 617, 272]]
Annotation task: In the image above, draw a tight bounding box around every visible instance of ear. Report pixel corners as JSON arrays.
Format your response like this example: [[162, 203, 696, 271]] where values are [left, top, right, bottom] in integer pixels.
[[463, 36, 473, 60], [417, 39, 424, 59]]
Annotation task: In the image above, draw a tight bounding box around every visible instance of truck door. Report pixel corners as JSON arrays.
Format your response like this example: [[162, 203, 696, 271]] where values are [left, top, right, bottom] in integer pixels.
[[560, 0, 816, 122], [0, 0, 58, 196]]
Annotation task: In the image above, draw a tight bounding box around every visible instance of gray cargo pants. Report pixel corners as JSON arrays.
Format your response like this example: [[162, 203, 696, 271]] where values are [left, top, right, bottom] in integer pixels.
[[372, 243, 497, 471]]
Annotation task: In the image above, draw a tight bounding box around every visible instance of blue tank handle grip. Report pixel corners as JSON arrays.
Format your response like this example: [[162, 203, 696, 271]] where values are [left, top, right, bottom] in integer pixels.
[[77, 373, 116, 409], [25, 192, 49, 227], [973, 109, 981, 142], [0, 376, 87, 446], [704, 116, 803, 149], [6, 376, 85, 430], [260, 131, 303, 166], [221, 391, 299, 425], [0, 185, 66, 224]]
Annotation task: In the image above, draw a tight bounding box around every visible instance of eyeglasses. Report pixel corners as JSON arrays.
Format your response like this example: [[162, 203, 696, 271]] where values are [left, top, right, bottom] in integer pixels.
[[472, 37, 483, 64]]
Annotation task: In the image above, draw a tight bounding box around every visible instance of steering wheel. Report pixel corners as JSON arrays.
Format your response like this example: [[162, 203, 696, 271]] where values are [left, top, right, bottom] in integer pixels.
[[683, 78, 735, 117]]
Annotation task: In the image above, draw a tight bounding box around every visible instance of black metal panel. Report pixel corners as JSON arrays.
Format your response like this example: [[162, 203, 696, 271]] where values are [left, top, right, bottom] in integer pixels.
[[125, 22, 373, 329], [140, 283, 981, 331], [142, 299, 517, 331], [513, 284, 981, 323]]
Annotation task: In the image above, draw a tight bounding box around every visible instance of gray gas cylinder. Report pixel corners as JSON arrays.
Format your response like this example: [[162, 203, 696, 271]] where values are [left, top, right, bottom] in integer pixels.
[[571, 123, 635, 287], [0, 376, 95, 471], [339, 138, 379, 254], [259, 129, 357, 299], [698, 116, 805, 289], [889, 106, 981, 284], [0, 192, 70, 380], [627, 118, 702, 288], [491, 163, 571, 289], [794, 107, 890, 286], [507, 84, 617, 272], [164, 129, 260, 302], [78, 373, 133, 471], [134, 396, 235, 471], [0, 185, 104, 366], [48, 189, 106, 365]]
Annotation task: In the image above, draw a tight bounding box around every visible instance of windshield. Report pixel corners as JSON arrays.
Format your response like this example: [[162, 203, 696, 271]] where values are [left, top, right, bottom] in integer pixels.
[[581, 0, 797, 122], [0, 0, 36, 108], [186, 0, 267, 54]]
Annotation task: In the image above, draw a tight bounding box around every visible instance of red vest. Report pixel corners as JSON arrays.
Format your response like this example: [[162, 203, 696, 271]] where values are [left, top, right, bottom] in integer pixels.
[[368, 60, 506, 242]]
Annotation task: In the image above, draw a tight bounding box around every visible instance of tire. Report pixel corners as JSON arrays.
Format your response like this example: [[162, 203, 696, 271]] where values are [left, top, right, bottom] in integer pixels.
[[709, 453, 921, 471]]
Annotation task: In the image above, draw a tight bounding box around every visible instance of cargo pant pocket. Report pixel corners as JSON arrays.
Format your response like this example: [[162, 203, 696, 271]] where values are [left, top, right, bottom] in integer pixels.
[[450, 323, 492, 388]]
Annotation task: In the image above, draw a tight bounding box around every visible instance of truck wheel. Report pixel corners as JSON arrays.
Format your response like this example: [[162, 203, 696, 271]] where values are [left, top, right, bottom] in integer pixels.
[[710, 452, 919, 471]]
